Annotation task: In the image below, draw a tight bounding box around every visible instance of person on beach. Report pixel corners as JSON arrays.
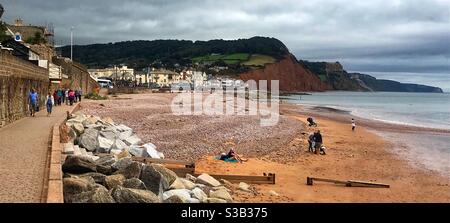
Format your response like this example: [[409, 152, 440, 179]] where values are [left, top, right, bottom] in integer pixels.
[[313, 130, 323, 154], [76, 88, 82, 102], [53, 90, 59, 107], [351, 118, 356, 131], [57, 89, 63, 105], [65, 89, 69, 105], [219, 148, 244, 163], [46, 92, 55, 116], [68, 89, 75, 106], [28, 88, 38, 117], [308, 133, 315, 153]]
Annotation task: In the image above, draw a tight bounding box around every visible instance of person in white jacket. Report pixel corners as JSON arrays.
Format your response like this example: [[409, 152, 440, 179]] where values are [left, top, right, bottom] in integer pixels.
[[46, 92, 55, 117]]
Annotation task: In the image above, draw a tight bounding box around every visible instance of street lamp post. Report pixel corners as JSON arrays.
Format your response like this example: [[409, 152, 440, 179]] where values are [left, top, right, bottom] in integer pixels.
[[70, 26, 74, 61]]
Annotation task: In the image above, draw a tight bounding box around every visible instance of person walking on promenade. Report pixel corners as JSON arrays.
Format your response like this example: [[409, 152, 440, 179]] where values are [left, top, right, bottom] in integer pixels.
[[313, 130, 323, 154], [77, 88, 82, 102], [351, 118, 356, 131], [46, 92, 55, 116], [68, 89, 75, 106], [28, 88, 38, 117], [57, 89, 63, 105], [65, 89, 69, 105], [53, 90, 59, 107]]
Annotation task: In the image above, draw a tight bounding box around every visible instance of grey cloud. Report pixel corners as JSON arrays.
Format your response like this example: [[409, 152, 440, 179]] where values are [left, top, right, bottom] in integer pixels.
[[1, 0, 449, 75]]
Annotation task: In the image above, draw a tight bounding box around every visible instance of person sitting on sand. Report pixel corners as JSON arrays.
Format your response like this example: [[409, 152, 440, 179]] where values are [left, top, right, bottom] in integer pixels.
[[307, 117, 317, 127], [313, 130, 323, 154], [219, 148, 245, 163]]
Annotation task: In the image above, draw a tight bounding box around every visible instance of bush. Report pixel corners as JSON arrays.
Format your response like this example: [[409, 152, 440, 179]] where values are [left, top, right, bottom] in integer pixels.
[[84, 93, 108, 100]]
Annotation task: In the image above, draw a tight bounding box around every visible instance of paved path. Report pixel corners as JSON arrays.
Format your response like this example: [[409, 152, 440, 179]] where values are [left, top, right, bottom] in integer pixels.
[[0, 103, 77, 202]]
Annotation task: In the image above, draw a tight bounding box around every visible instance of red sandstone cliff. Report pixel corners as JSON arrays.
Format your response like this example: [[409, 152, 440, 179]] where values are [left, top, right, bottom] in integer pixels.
[[240, 54, 329, 92]]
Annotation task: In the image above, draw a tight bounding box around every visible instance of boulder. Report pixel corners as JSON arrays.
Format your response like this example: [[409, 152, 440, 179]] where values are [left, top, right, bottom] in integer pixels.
[[180, 178, 196, 190], [162, 189, 191, 202], [95, 154, 116, 166], [116, 149, 132, 159], [79, 129, 99, 152], [110, 149, 123, 156], [116, 124, 132, 132], [72, 123, 85, 135], [104, 174, 126, 190], [119, 130, 133, 141], [111, 139, 128, 151], [123, 178, 147, 190], [207, 198, 227, 203], [84, 124, 103, 130], [157, 152, 165, 159], [100, 130, 117, 141], [196, 173, 221, 187], [221, 179, 235, 190], [63, 143, 75, 155], [128, 145, 146, 157], [143, 143, 160, 158], [63, 177, 96, 196], [62, 156, 97, 174], [66, 184, 115, 203], [187, 198, 200, 203], [191, 187, 208, 203], [124, 135, 142, 146], [103, 117, 115, 126], [209, 188, 233, 202], [140, 164, 173, 196], [186, 174, 196, 182], [111, 157, 133, 171], [115, 161, 142, 179], [111, 186, 160, 203], [163, 195, 185, 203], [239, 182, 251, 192], [152, 164, 178, 186], [82, 116, 100, 127], [169, 178, 186, 190], [96, 165, 114, 175], [97, 136, 114, 153], [79, 172, 107, 185]]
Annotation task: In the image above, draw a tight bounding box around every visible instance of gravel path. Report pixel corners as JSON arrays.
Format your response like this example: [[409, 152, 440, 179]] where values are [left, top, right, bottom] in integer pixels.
[[81, 93, 304, 162], [0, 104, 77, 202]]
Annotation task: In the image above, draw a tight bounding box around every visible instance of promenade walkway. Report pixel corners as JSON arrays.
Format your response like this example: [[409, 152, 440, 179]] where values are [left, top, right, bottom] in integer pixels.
[[0, 103, 77, 202]]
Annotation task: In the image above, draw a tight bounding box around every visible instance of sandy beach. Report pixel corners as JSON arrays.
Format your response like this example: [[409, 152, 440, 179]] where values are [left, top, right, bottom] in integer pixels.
[[81, 92, 450, 202]]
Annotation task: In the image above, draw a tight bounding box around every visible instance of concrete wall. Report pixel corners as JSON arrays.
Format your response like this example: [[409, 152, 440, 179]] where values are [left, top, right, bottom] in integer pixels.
[[0, 49, 49, 127]]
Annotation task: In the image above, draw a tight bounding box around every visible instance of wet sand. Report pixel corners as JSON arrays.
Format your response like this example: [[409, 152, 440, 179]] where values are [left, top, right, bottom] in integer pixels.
[[82, 93, 450, 202]]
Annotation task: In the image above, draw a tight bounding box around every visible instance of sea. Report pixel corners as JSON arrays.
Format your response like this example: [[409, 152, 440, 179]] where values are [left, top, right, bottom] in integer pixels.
[[282, 91, 450, 178]]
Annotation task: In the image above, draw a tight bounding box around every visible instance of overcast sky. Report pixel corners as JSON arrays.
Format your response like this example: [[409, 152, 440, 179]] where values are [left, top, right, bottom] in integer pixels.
[[1, 0, 449, 74]]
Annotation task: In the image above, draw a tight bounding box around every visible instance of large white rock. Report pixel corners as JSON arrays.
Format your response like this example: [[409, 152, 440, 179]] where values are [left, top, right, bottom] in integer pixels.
[[72, 123, 85, 135], [63, 143, 75, 155], [239, 182, 251, 192], [111, 139, 128, 151], [116, 124, 132, 132], [128, 145, 146, 157], [180, 178, 196, 190], [196, 173, 221, 187], [97, 136, 114, 153], [100, 130, 117, 141], [191, 187, 208, 203], [119, 130, 133, 140], [124, 135, 142, 146], [209, 188, 233, 202], [143, 143, 160, 159], [162, 189, 191, 202]]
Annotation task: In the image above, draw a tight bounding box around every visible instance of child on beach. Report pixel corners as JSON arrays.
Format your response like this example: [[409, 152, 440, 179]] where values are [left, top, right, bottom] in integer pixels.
[[308, 133, 315, 153], [313, 130, 323, 154], [352, 118, 356, 131], [46, 92, 55, 116]]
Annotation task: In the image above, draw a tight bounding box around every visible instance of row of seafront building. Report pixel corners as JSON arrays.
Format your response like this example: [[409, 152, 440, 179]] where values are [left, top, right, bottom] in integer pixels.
[[88, 66, 209, 89]]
